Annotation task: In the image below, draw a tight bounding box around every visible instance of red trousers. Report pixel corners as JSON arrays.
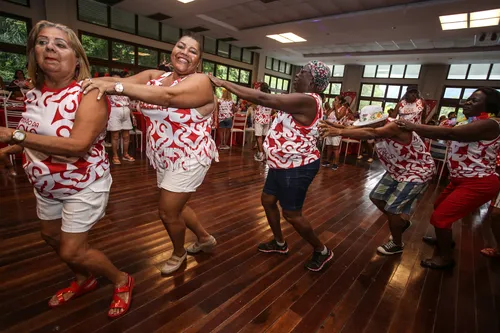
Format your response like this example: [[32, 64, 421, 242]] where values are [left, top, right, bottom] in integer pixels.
[[431, 174, 500, 229]]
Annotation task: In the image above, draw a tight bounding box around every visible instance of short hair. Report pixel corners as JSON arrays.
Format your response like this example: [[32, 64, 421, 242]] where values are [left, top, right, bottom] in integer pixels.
[[179, 31, 203, 56], [475, 87, 500, 116], [27, 20, 91, 89], [13, 69, 24, 80], [260, 82, 270, 93]]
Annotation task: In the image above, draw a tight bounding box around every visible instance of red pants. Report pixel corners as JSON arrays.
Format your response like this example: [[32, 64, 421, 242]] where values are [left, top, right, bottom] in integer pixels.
[[431, 174, 500, 229]]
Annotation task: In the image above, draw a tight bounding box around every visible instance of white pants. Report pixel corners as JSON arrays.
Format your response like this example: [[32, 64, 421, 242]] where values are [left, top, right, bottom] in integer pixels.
[[325, 136, 342, 146], [35, 175, 112, 233], [108, 107, 133, 132], [254, 123, 270, 137], [156, 158, 210, 193]]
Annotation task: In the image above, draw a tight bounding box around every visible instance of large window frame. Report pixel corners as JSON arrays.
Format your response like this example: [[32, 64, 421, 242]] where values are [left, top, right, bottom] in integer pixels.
[[362, 64, 421, 79], [263, 74, 291, 94], [0, 12, 31, 81], [265, 57, 293, 75], [79, 31, 171, 75], [447, 63, 500, 81], [203, 37, 253, 65], [358, 83, 409, 112]]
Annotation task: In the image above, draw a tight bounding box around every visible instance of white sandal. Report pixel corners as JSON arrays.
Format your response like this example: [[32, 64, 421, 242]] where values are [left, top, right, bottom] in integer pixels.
[[160, 251, 187, 274], [186, 235, 217, 254]]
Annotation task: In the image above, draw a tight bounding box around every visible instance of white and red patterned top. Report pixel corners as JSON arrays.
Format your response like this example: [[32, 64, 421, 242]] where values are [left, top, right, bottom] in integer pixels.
[[264, 93, 323, 169], [18, 81, 110, 199], [218, 99, 234, 122], [398, 98, 424, 124], [447, 119, 500, 179], [375, 131, 435, 183], [109, 95, 130, 108], [254, 105, 273, 125], [139, 72, 218, 170]]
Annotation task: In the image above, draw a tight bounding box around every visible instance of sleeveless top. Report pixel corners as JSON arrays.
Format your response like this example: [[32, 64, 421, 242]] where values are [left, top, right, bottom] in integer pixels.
[[264, 93, 323, 169], [18, 81, 110, 199], [218, 99, 234, 122], [254, 105, 273, 125], [399, 98, 424, 124], [139, 72, 218, 170], [109, 95, 130, 108], [447, 119, 500, 179], [375, 131, 435, 183]]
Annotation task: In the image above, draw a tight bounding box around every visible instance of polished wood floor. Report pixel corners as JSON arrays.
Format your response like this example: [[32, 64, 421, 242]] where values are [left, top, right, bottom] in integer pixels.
[[1, 147, 499, 333]]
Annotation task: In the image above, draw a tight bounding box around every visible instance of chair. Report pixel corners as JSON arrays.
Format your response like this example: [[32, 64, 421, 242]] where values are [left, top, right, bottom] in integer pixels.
[[429, 140, 449, 184], [230, 112, 248, 147], [120, 129, 144, 157], [340, 138, 362, 163]]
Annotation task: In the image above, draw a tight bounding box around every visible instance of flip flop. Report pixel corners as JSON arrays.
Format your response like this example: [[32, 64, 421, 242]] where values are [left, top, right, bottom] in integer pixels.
[[480, 247, 500, 258]]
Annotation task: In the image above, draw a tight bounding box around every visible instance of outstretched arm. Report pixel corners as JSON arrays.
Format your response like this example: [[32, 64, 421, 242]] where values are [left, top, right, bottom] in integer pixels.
[[319, 121, 401, 141], [396, 118, 500, 142]]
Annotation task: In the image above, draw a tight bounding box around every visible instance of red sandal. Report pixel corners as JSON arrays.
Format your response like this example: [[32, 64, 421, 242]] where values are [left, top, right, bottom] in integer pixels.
[[108, 274, 134, 319], [48, 275, 98, 308]]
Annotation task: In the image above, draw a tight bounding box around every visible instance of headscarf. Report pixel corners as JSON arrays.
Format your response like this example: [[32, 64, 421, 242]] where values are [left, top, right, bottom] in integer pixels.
[[304, 60, 330, 93]]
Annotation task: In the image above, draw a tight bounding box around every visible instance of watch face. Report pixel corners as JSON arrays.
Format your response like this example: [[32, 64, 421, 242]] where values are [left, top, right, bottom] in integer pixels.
[[115, 83, 124, 93], [14, 131, 25, 141]]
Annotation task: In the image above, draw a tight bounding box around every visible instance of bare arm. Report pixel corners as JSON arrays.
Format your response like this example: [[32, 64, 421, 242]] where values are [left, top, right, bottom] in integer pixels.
[[88, 69, 164, 86], [396, 118, 500, 142], [0, 90, 108, 157], [0, 144, 23, 155], [319, 121, 404, 141]]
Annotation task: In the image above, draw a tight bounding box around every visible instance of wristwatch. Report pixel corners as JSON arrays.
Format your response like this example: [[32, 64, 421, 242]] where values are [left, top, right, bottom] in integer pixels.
[[114, 82, 124, 94], [11, 129, 26, 144]]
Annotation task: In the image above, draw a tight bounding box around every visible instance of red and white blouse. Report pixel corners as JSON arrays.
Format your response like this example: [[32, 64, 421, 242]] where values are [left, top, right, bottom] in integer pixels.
[[139, 72, 218, 170], [18, 81, 110, 199], [254, 105, 272, 125], [109, 95, 130, 108], [399, 98, 424, 124], [447, 119, 500, 179], [375, 131, 435, 183], [218, 99, 234, 122], [264, 93, 323, 169]]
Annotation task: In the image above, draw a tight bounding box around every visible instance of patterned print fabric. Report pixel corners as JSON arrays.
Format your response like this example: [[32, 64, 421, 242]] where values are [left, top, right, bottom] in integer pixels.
[[18, 81, 110, 199], [254, 105, 273, 125], [398, 98, 425, 124]]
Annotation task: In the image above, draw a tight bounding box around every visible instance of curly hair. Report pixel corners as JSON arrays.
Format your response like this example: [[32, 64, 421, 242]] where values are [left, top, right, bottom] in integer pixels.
[[474, 87, 500, 116]]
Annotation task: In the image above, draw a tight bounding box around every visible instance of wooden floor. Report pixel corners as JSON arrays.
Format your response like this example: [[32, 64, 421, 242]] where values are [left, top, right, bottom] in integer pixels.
[[1, 147, 499, 333]]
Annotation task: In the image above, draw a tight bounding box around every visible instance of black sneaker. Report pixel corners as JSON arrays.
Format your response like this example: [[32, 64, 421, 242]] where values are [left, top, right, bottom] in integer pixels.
[[304, 249, 334, 272], [377, 240, 404, 255], [258, 240, 289, 254], [331, 164, 339, 170], [389, 220, 412, 241]]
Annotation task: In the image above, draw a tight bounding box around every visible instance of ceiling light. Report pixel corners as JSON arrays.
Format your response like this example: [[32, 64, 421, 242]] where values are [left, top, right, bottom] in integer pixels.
[[470, 9, 500, 20], [439, 13, 467, 24], [441, 21, 468, 30], [470, 17, 500, 28], [178, 0, 195, 3], [266, 33, 307, 43]]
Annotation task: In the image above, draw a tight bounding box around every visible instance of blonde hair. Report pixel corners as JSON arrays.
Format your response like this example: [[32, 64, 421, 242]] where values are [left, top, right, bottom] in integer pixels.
[[27, 20, 91, 89], [221, 88, 232, 100]]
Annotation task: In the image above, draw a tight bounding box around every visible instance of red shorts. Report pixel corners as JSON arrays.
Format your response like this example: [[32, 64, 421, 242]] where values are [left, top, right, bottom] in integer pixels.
[[431, 174, 500, 229]]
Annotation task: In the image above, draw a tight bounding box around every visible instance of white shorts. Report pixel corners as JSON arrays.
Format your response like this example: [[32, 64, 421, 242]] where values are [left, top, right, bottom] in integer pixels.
[[108, 107, 133, 132], [254, 123, 270, 136], [156, 158, 210, 193], [34, 175, 112, 233], [491, 191, 500, 208], [325, 136, 342, 146]]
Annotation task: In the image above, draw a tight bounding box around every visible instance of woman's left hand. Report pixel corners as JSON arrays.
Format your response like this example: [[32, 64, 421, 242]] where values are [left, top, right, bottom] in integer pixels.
[[208, 74, 224, 87], [395, 119, 417, 131], [318, 122, 341, 138], [0, 127, 14, 144], [82, 78, 115, 100]]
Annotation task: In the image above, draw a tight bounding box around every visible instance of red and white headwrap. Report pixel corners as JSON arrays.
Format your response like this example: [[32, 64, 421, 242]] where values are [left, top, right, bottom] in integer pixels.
[[304, 60, 330, 93]]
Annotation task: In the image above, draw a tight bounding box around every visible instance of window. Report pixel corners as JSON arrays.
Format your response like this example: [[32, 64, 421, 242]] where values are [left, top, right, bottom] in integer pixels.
[[266, 57, 273, 70], [230, 46, 241, 62], [81, 34, 109, 60], [285, 63, 292, 75], [160, 52, 171, 65], [264, 74, 291, 94], [272, 59, 279, 72], [242, 49, 253, 64], [78, 0, 108, 27], [111, 6, 135, 34], [266, 57, 292, 74], [138, 47, 158, 68], [112, 41, 135, 64], [279, 61, 286, 73], [162, 25, 180, 44], [447, 63, 500, 80], [0, 51, 27, 82], [332, 65, 345, 77], [203, 60, 251, 86], [0, 14, 28, 46], [203, 36, 216, 54], [358, 83, 408, 112], [217, 41, 230, 58], [138, 16, 159, 40], [363, 64, 421, 79]]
